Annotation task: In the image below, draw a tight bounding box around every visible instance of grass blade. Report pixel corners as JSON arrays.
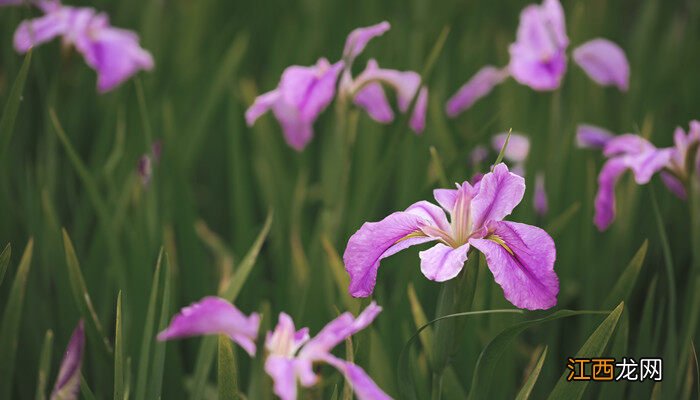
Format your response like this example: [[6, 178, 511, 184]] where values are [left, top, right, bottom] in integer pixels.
[[35, 330, 54, 400], [0, 50, 31, 156], [147, 251, 172, 400], [0, 243, 10, 288], [407, 283, 434, 364], [545, 202, 581, 239], [114, 291, 124, 400], [81, 374, 98, 400], [492, 129, 512, 167], [515, 346, 548, 400], [0, 238, 34, 399], [603, 240, 648, 308], [547, 302, 624, 400], [62, 229, 113, 356], [217, 335, 239, 400]]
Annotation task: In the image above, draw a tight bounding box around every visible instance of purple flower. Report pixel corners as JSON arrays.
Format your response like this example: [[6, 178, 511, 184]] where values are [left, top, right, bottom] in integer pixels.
[[157, 296, 261, 356], [573, 39, 629, 91], [343, 163, 559, 310], [446, 0, 629, 115], [491, 132, 530, 176], [533, 172, 548, 217], [576, 124, 615, 149], [50, 320, 84, 400], [593, 134, 672, 230], [469, 145, 489, 167], [245, 58, 344, 151], [342, 21, 391, 62], [661, 121, 700, 199], [13, 1, 154, 92], [265, 303, 390, 400]]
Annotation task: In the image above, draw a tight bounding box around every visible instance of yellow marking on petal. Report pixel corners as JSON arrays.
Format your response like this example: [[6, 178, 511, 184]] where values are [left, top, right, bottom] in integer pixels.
[[487, 234, 515, 256], [394, 231, 427, 244]]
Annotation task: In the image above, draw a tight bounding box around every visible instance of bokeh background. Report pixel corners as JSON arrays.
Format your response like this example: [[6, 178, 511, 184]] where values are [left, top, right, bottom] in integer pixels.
[[1, 0, 699, 398]]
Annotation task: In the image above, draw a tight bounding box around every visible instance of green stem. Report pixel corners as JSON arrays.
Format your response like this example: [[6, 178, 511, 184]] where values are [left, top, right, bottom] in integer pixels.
[[431, 372, 443, 400]]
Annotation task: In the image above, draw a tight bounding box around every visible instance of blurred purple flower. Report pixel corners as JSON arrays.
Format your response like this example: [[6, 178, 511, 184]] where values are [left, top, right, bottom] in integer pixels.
[[50, 320, 84, 400], [662, 121, 700, 199], [447, 0, 629, 115], [576, 124, 614, 149], [12, 1, 154, 92], [491, 132, 530, 176], [157, 296, 261, 356], [265, 302, 390, 400], [533, 173, 548, 217], [469, 145, 489, 167], [342, 21, 391, 62], [343, 163, 559, 310]]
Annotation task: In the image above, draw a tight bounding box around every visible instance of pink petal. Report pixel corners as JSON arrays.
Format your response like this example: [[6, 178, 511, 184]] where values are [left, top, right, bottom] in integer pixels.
[[245, 90, 281, 126], [445, 66, 509, 116], [271, 100, 315, 151], [409, 86, 428, 134], [419, 243, 470, 282], [533, 173, 548, 217], [433, 188, 459, 213], [157, 296, 260, 356], [264, 356, 310, 400], [469, 221, 558, 310], [471, 163, 526, 229], [491, 132, 530, 163], [343, 211, 436, 297], [593, 157, 628, 231], [573, 38, 629, 91], [13, 10, 69, 53], [50, 321, 85, 400], [343, 21, 391, 62], [405, 200, 450, 232], [265, 313, 310, 357], [353, 82, 394, 123], [575, 124, 614, 149], [279, 58, 344, 122], [660, 171, 687, 200], [323, 355, 392, 400]]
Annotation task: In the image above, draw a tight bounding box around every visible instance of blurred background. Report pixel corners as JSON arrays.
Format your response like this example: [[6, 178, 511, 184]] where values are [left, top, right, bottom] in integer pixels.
[[1, 0, 699, 398]]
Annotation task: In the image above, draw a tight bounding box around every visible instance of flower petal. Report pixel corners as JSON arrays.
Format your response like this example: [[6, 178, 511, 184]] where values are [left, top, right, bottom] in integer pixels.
[[533, 172, 548, 216], [575, 124, 614, 149], [245, 90, 281, 126], [491, 132, 530, 163], [324, 355, 392, 400], [50, 321, 85, 400], [13, 10, 69, 53], [264, 355, 300, 400], [354, 82, 394, 123], [433, 188, 458, 213], [266, 313, 310, 357], [471, 163, 526, 229], [344, 212, 436, 297], [593, 157, 628, 231], [271, 100, 315, 151], [469, 221, 558, 310], [157, 296, 260, 356], [405, 200, 450, 232], [409, 86, 428, 134], [300, 302, 382, 358], [419, 243, 469, 282], [661, 171, 687, 200], [573, 38, 629, 91], [343, 21, 391, 62], [445, 66, 509, 116], [279, 58, 343, 122]]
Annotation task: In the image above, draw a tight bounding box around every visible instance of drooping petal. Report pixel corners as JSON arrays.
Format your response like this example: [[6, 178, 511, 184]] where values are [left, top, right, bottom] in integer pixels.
[[245, 90, 281, 126], [324, 355, 392, 400], [342, 21, 391, 62], [157, 296, 260, 356], [299, 302, 382, 358], [271, 100, 315, 151], [593, 157, 628, 231], [602, 133, 650, 156], [354, 82, 394, 123], [50, 321, 85, 400], [409, 86, 428, 134], [533, 173, 548, 216], [491, 132, 530, 163], [344, 212, 436, 297], [279, 58, 344, 122], [445, 66, 509, 116], [13, 10, 69, 53], [661, 171, 687, 200], [627, 148, 672, 184], [264, 355, 300, 400], [573, 38, 629, 91], [471, 163, 526, 228], [575, 124, 614, 149], [419, 243, 469, 282], [469, 221, 558, 310]]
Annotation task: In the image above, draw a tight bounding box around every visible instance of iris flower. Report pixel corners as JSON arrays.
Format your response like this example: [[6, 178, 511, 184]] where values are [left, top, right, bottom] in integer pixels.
[[246, 22, 428, 151], [343, 163, 559, 310], [446, 0, 629, 116], [10, 0, 154, 92], [50, 321, 84, 400], [265, 302, 390, 400], [577, 122, 700, 230], [533, 172, 548, 217]]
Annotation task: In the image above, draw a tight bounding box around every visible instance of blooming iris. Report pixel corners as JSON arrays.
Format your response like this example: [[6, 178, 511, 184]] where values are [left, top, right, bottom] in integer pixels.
[[265, 302, 390, 400], [246, 21, 428, 151], [50, 320, 84, 400], [343, 163, 559, 310], [10, 0, 153, 92], [446, 0, 629, 116], [578, 121, 700, 230]]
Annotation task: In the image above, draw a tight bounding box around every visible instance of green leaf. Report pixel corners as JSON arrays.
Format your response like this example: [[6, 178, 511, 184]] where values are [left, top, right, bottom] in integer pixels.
[[0, 243, 10, 288], [61, 229, 113, 356], [547, 302, 624, 400], [189, 211, 273, 400], [0, 238, 34, 399], [515, 346, 548, 400], [135, 249, 164, 400], [407, 283, 434, 365], [81, 374, 98, 400], [0, 50, 32, 156], [492, 128, 512, 167], [467, 309, 609, 400], [147, 251, 172, 400], [429, 146, 450, 188], [544, 202, 581, 239], [35, 330, 54, 400], [603, 240, 648, 309], [114, 291, 124, 400], [217, 335, 239, 400]]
